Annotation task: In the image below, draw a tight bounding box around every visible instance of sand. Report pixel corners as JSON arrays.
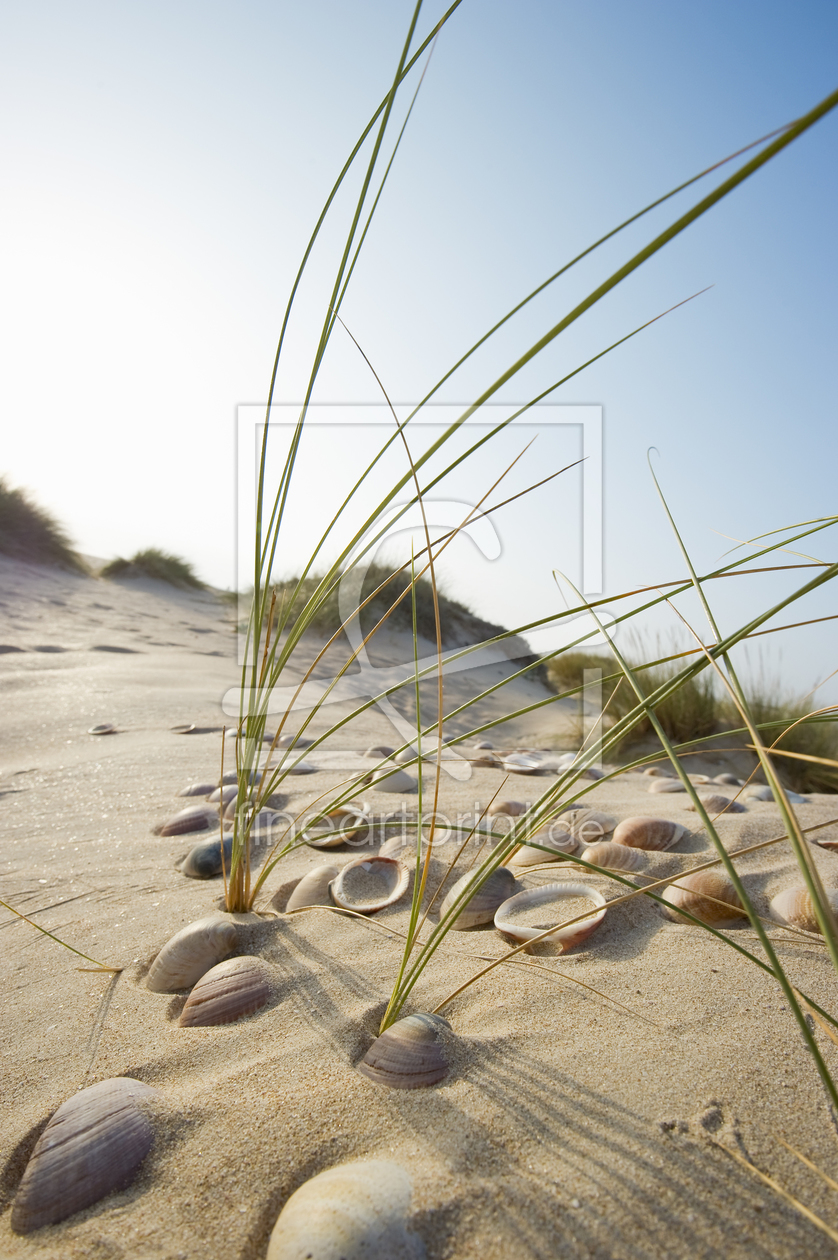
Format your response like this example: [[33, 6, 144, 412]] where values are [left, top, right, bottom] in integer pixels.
[[3, 554, 838, 1258]]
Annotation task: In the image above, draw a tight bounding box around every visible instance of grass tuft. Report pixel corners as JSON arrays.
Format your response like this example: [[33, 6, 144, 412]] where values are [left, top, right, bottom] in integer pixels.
[[0, 478, 86, 571], [100, 548, 204, 589]]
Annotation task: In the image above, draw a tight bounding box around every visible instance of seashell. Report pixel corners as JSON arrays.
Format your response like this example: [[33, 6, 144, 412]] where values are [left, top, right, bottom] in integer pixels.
[[714, 773, 742, 786], [88, 722, 117, 736], [330, 856, 409, 914], [472, 751, 502, 767], [506, 822, 578, 868], [487, 799, 526, 818], [494, 883, 607, 948], [394, 747, 418, 764], [643, 765, 671, 777], [266, 1159, 424, 1260], [612, 817, 685, 852], [648, 778, 686, 794], [577, 841, 646, 873], [438, 866, 518, 929], [11, 1078, 158, 1233], [378, 833, 411, 859], [285, 865, 340, 912], [146, 915, 238, 991], [221, 768, 259, 786], [685, 794, 747, 815], [501, 753, 542, 774], [177, 834, 233, 879], [282, 759, 317, 774], [276, 733, 313, 749], [581, 766, 604, 781], [178, 956, 271, 1027], [178, 781, 217, 798], [208, 784, 240, 805], [153, 804, 217, 836], [475, 740, 494, 750], [553, 752, 578, 770], [170, 723, 196, 734], [368, 768, 417, 794], [304, 805, 367, 849], [769, 885, 838, 934], [563, 808, 617, 844], [365, 744, 394, 758], [744, 785, 808, 805], [661, 871, 746, 927], [358, 1013, 451, 1089], [688, 774, 711, 784]]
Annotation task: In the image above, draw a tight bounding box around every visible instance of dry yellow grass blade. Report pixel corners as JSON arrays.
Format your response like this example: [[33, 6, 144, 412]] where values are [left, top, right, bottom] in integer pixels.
[[709, 1138, 838, 1246]]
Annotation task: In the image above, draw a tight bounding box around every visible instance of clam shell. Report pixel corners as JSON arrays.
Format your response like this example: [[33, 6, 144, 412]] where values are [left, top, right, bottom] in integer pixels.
[[643, 766, 670, 777], [581, 766, 604, 781], [178, 956, 271, 1027], [487, 799, 526, 818], [378, 833, 412, 859], [365, 744, 394, 758], [208, 784, 239, 805], [304, 805, 367, 849], [438, 866, 518, 929], [472, 751, 502, 767], [276, 733, 313, 748], [769, 886, 838, 934], [563, 808, 617, 844], [221, 768, 259, 786], [506, 821, 578, 868], [177, 834, 233, 879], [685, 794, 747, 814], [358, 1013, 451, 1089], [612, 817, 685, 852], [178, 781, 217, 798], [146, 915, 238, 992], [11, 1078, 158, 1233], [475, 740, 494, 750], [648, 778, 686, 794], [501, 753, 542, 774], [266, 1159, 424, 1260], [714, 773, 742, 786], [577, 841, 646, 873], [368, 768, 417, 794], [88, 723, 117, 736], [330, 857, 409, 914], [285, 864, 340, 912], [662, 871, 746, 927], [153, 804, 217, 837], [494, 883, 607, 948], [742, 784, 773, 801]]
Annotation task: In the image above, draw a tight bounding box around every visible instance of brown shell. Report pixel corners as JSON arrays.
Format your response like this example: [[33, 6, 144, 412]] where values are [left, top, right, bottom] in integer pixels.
[[577, 841, 646, 873], [330, 857, 410, 914], [563, 808, 617, 844], [769, 886, 838, 934], [612, 817, 685, 852], [487, 799, 526, 818], [11, 1078, 158, 1233], [662, 871, 746, 927], [285, 864, 339, 912], [146, 915, 238, 992], [506, 821, 578, 868], [438, 866, 518, 929], [178, 782, 217, 798], [685, 794, 747, 815], [178, 956, 270, 1027], [153, 804, 217, 837], [647, 778, 687, 794], [358, 1013, 451, 1089]]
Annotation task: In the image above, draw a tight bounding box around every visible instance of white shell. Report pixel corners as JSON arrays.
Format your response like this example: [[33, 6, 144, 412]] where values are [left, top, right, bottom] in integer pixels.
[[563, 808, 617, 843], [365, 744, 394, 758], [304, 805, 367, 849], [266, 1160, 425, 1259], [501, 753, 542, 774], [741, 784, 773, 801], [612, 817, 685, 852], [438, 866, 518, 928], [647, 778, 686, 794], [769, 885, 838, 934], [487, 800, 526, 818], [494, 882, 606, 947], [661, 871, 746, 927], [146, 915, 238, 992], [368, 768, 417, 794], [577, 841, 646, 873], [330, 856, 410, 913], [285, 865, 340, 912]]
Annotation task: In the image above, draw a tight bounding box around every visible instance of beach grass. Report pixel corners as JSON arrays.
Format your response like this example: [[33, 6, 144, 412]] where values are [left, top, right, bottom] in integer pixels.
[[100, 548, 205, 589], [0, 477, 86, 572]]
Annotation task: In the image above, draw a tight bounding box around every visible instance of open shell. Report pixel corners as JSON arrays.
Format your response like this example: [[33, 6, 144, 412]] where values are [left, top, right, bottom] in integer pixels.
[[563, 808, 617, 844], [769, 886, 838, 934], [494, 883, 607, 948], [266, 1159, 422, 1260], [577, 841, 646, 874], [330, 857, 409, 914], [438, 866, 518, 929], [648, 778, 686, 794], [153, 804, 217, 837], [612, 817, 685, 852], [178, 956, 271, 1027], [304, 805, 367, 849], [285, 865, 340, 912], [358, 1013, 451, 1089], [146, 915, 238, 992], [11, 1078, 158, 1233], [177, 834, 233, 879], [685, 794, 746, 815], [661, 871, 746, 927]]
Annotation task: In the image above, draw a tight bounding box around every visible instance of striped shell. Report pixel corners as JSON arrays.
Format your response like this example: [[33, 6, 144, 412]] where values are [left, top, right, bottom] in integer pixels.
[[153, 804, 217, 836], [438, 866, 518, 929], [208, 784, 239, 805], [647, 778, 686, 794], [577, 841, 646, 873], [178, 781, 217, 798], [612, 817, 685, 852], [266, 1160, 421, 1260], [177, 834, 233, 879], [685, 794, 747, 814], [662, 871, 746, 927], [285, 864, 339, 912], [330, 857, 409, 914], [146, 915, 238, 992], [714, 773, 742, 786], [304, 805, 367, 849], [178, 956, 270, 1027], [563, 808, 617, 844], [769, 886, 838, 934], [494, 883, 607, 948], [506, 822, 578, 868], [11, 1078, 158, 1233], [487, 799, 526, 818], [358, 1013, 451, 1089]]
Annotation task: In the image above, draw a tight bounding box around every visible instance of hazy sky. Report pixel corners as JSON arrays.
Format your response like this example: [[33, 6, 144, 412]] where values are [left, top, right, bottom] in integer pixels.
[[2, 2, 837, 695]]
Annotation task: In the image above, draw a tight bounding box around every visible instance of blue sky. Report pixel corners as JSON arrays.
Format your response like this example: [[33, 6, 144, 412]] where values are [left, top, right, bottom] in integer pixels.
[[2, 1, 837, 695]]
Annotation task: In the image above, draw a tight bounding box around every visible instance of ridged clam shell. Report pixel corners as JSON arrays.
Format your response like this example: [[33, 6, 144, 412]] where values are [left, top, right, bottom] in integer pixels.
[[643, 766, 670, 777], [11, 1078, 158, 1233], [178, 781, 217, 798], [330, 857, 409, 914], [662, 871, 746, 927], [714, 773, 742, 786], [494, 883, 607, 948], [487, 799, 526, 818], [358, 1013, 451, 1089], [563, 808, 617, 844], [438, 866, 518, 929], [368, 768, 417, 794], [153, 804, 217, 837], [685, 794, 747, 814], [577, 841, 646, 873], [648, 778, 686, 794], [146, 915, 238, 992], [178, 956, 271, 1027], [506, 822, 578, 868], [266, 1160, 424, 1260], [612, 817, 685, 852], [285, 865, 340, 912], [177, 834, 233, 879], [769, 886, 838, 934], [208, 784, 239, 805]]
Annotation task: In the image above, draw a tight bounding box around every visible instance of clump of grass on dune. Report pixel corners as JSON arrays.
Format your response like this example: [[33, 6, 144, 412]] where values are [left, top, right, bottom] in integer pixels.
[[0, 477, 86, 572], [100, 548, 204, 589], [720, 688, 838, 794]]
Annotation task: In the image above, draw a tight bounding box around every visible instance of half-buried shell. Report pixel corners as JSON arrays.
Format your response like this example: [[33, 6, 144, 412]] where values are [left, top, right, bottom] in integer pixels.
[[506, 821, 578, 868], [685, 794, 747, 815], [153, 805, 217, 837], [330, 857, 409, 914], [178, 956, 271, 1027], [367, 767, 417, 794], [494, 883, 607, 948], [648, 778, 687, 794], [487, 799, 526, 818], [612, 817, 685, 852], [146, 915, 238, 992], [266, 1159, 423, 1260], [177, 834, 233, 879], [577, 841, 646, 874], [358, 1013, 451, 1089], [178, 781, 217, 798], [563, 808, 617, 844], [11, 1078, 158, 1233], [285, 864, 339, 912], [661, 871, 746, 927], [304, 805, 368, 849], [438, 866, 518, 929], [769, 885, 838, 934]]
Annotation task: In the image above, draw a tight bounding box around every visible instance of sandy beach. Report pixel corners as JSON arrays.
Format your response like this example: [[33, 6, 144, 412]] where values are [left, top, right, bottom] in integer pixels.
[[3, 554, 838, 1259]]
